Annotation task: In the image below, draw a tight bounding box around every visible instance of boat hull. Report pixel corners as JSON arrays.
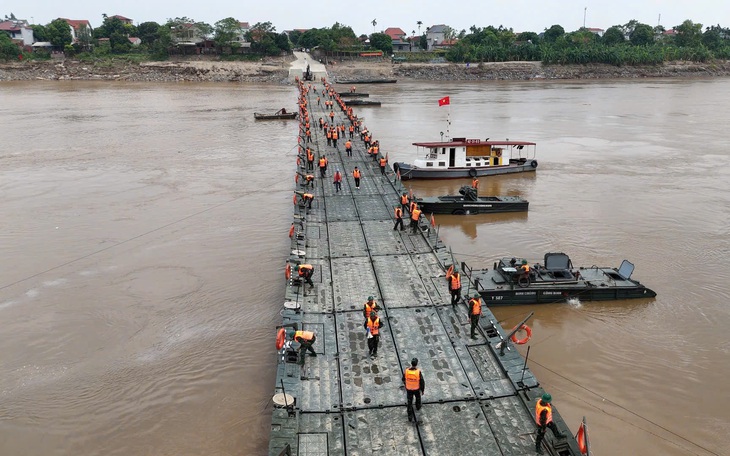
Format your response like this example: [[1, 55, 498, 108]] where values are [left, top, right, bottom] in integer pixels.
[[254, 112, 298, 120], [394, 160, 538, 180], [465, 260, 656, 306], [344, 100, 381, 107], [417, 196, 528, 215]]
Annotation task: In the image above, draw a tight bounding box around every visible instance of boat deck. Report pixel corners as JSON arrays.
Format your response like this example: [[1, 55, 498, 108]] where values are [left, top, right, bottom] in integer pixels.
[[269, 81, 583, 455]]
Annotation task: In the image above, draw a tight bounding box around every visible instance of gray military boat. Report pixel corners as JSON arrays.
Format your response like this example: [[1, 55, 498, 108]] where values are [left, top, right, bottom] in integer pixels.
[[464, 252, 656, 306], [416, 185, 529, 215]]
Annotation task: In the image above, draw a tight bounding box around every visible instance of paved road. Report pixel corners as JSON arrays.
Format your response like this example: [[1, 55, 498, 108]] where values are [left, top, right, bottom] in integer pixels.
[[290, 51, 328, 81]]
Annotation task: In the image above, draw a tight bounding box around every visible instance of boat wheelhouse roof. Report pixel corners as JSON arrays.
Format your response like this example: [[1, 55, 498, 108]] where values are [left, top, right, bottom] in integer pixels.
[[413, 138, 536, 147]]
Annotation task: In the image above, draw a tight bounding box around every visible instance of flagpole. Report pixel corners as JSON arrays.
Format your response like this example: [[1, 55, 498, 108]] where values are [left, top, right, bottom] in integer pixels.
[[447, 101, 451, 141]]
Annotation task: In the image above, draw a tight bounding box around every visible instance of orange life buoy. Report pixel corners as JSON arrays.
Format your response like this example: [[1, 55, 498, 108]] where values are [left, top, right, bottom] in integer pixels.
[[285, 263, 292, 280], [276, 328, 286, 349], [495, 149, 502, 158], [288, 224, 295, 238], [292, 193, 297, 205], [511, 324, 532, 345], [295, 173, 299, 183]]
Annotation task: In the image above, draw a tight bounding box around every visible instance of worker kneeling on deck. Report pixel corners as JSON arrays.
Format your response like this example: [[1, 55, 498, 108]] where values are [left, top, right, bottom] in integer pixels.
[[297, 264, 314, 287], [288, 329, 317, 365], [403, 358, 425, 422], [535, 393, 566, 454]]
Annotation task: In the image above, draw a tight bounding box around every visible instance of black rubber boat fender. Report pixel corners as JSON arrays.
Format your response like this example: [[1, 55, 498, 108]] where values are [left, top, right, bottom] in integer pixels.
[[468, 168, 477, 177], [511, 324, 532, 345], [530, 160, 538, 168]]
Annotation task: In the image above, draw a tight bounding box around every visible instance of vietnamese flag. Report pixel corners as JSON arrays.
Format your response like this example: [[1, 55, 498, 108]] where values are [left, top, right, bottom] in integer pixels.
[[438, 96, 450, 106]]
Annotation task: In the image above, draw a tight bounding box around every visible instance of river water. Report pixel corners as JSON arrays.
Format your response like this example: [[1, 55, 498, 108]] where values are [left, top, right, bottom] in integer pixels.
[[0, 78, 728, 456]]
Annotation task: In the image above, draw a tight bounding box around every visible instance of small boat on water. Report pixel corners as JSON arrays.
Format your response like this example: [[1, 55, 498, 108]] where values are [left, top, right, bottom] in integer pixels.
[[463, 253, 656, 306], [344, 99, 381, 107], [416, 186, 528, 215], [254, 109, 298, 120], [393, 137, 538, 180], [339, 92, 370, 98]]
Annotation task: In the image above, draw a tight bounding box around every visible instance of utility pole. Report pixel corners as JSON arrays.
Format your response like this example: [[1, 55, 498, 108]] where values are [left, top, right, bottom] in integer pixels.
[[583, 7, 587, 29], [658, 13, 661, 26]]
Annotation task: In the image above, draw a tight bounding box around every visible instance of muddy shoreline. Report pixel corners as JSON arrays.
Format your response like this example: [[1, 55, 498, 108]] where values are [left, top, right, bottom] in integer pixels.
[[2, 57, 730, 83]]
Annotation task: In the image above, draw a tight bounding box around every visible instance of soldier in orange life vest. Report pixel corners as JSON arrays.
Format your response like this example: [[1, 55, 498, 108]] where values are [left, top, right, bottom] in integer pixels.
[[364, 310, 383, 357], [410, 205, 422, 234], [304, 174, 315, 188], [306, 148, 315, 171], [331, 128, 338, 148], [468, 294, 482, 339], [446, 267, 462, 306], [297, 264, 314, 287], [379, 156, 387, 175], [363, 296, 380, 321], [286, 328, 316, 364], [301, 192, 314, 209], [401, 193, 410, 214], [319, 156, 327, 178], [393, 206, 404, 231], [402, 357, 425, 422], [535, 393, 566, 454], [345, 140, 352, 157], [352, 167, 361, 189], [333, 168, 342, 193], [517, 259, 531, 283]]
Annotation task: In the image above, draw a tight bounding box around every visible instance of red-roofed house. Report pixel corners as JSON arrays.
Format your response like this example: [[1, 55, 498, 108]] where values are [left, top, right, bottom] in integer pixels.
[[112, 15, 133, 25], [586, 27, 604, 37], [62, 19, 93, 44], [0, 19, 34, 46], [384, 27, 410, 51]]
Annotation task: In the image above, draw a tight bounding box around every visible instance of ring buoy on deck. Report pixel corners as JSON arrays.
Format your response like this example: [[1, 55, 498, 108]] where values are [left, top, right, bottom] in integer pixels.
[[511, 324, 532, 345], [530, 160, 538, 168], [285, 263, 292, 280], [468, 168, 477, 178], [276, 328, 286, 350], [288, 224, 295, 238], [495, 150, 502, 158]]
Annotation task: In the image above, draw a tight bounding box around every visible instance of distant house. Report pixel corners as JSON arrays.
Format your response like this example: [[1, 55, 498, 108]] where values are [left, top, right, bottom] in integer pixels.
[[171, 23, 206, 45], [232, 21, 251, 45], [112, 15, 133, 25], [128, 37, 141, 46], [433, 38, 457, 50], [425, 24, 448, 50], [586, 27, 604, 37], [384, 27, 410, 51], [0, 19, 34, 46], [62, 19, 93, 44]]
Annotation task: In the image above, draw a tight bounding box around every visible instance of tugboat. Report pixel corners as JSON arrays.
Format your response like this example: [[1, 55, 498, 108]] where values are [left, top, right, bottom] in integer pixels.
[[254, 108, 298, 120], [463, 252, 656, 306], [393, 137, 538, 180], [343, 99, 381, 107], [416, 185, 529, 215]]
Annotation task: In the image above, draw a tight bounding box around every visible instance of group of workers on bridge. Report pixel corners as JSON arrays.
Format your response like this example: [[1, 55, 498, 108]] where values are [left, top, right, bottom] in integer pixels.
[[280, 77, 565, 454]]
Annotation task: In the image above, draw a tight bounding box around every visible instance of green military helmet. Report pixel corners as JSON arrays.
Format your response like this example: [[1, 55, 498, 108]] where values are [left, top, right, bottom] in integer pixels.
[[286, 329, 296, 338], [474, 293, 481, 299], [368, 295, 374, 301], [541, 393, 552, 403], [522, 259, 528, 265]]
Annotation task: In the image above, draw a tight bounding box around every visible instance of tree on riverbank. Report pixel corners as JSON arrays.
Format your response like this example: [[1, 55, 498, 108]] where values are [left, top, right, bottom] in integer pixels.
[[444, 19, 730, 65]]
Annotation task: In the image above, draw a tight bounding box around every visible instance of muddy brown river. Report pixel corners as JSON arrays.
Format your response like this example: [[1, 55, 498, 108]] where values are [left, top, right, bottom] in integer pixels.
[[1, 78, 728, 456]]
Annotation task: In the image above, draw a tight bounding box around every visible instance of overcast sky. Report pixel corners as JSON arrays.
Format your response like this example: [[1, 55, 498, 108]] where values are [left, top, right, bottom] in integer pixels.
[[9, 0, 729, 35]]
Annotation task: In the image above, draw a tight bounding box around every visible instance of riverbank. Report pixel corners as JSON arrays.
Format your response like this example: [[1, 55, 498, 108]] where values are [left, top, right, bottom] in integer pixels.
[[2, 57, 730, 83]]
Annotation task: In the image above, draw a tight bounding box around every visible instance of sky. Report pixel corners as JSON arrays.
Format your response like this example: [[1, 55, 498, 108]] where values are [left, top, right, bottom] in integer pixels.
[[8, 0, 729, 35]]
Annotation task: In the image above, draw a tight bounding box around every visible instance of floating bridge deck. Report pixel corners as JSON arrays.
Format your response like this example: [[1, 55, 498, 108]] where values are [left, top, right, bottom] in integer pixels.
[[269, 80, 583, 456]]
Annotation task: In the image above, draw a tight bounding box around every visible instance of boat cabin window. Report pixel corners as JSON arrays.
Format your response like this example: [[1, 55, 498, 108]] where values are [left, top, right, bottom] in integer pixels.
[[439, 162, 446, 167], [426, 162, 433, 167], [440, 148, 446, 155]]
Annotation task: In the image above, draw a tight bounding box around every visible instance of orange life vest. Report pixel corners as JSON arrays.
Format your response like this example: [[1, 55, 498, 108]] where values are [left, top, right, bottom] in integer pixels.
[[353, 169, 361, 178], [411, 208, 422, 221], [326, 130, 332, 139], [319, 158, 326, 168], [380, 158, 387, 166], [395, 207, 402, 218], [535, 401, 553, 425], [522, 264, 531, 273], [449, 273, 461, 290], [345, 141, 352, 149], [469, 297, 481, 315], [405, 367, 421, 391], [364, 301, 377, 318], [295, 330, 315, 342], [410, 201, 417, 213], [307, 150, 314, 161], [366, 317, 380, 336], [401, 194, 409, 205], [298, 264, 313, 276], [333, 130, 338, 139]]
